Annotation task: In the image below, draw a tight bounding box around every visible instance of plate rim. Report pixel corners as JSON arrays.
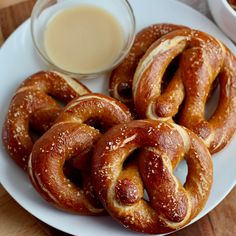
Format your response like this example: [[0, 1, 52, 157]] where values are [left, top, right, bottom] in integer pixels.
[[0, 0, 236, 235]]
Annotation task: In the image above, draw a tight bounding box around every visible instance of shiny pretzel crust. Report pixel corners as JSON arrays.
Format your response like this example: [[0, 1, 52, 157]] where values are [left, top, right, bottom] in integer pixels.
[[28, 93, 132, 215], [133, 28, 236, 153], [92, 120, 213, 234], [109, 23, 188, 108], [2, 71, 90, 170]]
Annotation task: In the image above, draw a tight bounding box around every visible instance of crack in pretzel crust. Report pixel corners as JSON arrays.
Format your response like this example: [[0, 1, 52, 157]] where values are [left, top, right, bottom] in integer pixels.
[[132, 28, 236, 154], [28, 93, 132, 215], [2, 71, 90, 170], [92, 120, 213, 234]]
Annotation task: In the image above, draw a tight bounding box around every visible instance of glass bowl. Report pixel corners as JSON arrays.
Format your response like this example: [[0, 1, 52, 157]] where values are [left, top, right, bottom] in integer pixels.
[[31, 0, 136, 79], [208, 0, 236, 43]]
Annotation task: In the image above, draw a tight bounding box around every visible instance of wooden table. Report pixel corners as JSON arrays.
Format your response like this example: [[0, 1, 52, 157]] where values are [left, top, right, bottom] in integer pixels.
[[0, 1, 236, 236]]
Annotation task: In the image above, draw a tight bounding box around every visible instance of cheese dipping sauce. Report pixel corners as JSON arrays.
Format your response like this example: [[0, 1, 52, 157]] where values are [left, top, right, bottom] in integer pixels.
[[44, 5, 125, 74]]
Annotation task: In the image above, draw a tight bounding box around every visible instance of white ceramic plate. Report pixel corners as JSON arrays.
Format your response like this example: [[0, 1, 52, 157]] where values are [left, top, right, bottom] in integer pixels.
[[0, 0, 236, 235]]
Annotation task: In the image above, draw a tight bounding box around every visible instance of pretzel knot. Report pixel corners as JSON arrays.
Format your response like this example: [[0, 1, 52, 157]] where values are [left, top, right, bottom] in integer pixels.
[[92, 120, 213, 234], [28, 94, 132, 215], [2, 71, 90, 170], [109, 23, 188, 108], [133, 29, 236, 153]]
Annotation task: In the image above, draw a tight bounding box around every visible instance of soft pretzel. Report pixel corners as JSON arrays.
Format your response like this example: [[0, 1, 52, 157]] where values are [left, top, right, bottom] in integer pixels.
[[109, 23, 188, 108], [92, 120, 213, 234], [228, 0, 236, 10], [2, 71, 90, 170], [133, 28, 236, 153], [28, 94, 132, 215]]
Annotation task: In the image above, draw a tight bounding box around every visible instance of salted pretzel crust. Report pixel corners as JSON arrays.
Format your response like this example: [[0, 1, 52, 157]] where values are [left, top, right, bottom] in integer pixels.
[[2, 71, 90, 169], [109, 24, 188, 108], [28, 93, 132, 214], [133, 29, 236, 153], [92, 120, 213, 234]]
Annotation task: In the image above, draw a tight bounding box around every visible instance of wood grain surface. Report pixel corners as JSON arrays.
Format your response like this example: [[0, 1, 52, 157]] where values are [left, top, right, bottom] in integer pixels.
[[0, 1, 236, 236], [0, 0, 28, 9]]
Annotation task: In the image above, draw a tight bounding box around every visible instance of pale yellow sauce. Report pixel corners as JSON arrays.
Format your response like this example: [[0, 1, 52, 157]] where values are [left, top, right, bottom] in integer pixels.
[[44, 5, 124, 74]]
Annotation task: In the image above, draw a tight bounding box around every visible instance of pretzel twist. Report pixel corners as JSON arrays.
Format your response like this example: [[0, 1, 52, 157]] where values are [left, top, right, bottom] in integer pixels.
[[133, 29, 236, 153], [228, 0, 236, 10], [2, 71, 90, 170], [109, 24, 188, 108], [28, 94, 132, 215], [92, 120, 213, 234]]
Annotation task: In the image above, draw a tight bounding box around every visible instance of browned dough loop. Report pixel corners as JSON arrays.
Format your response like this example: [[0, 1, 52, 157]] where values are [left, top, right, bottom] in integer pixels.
[[92, 120, 213, 234], [109, 23, 188, 108], [28, 93, 132, 215], [133, 29, 236, 153], [2, 71, 90, 169]]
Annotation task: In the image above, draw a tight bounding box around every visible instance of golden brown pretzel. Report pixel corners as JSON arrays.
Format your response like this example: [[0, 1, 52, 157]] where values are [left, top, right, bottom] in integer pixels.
[[228, 0, 236, 10], [28, 93, 132, 215], [109, 23, 188, 108], [92, 120, 213, 234], [2, 71, 90, 170], [133, 28, 236, 153]]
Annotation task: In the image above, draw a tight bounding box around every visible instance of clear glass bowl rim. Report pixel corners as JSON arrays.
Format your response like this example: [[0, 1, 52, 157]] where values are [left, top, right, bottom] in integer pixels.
[[30, 0, 136, 77]]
